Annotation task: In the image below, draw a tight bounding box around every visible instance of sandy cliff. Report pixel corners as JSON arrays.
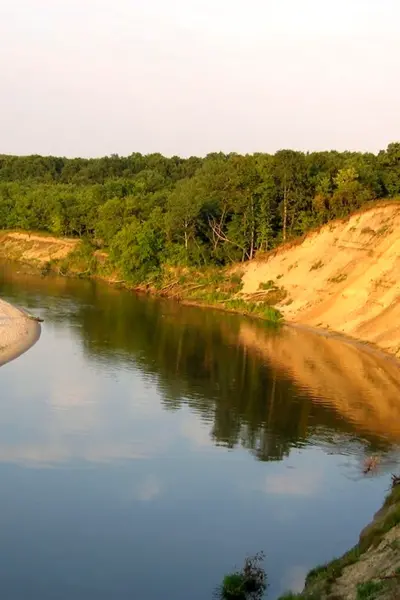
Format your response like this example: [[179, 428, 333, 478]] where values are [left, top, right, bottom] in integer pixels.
[[241, 203, 400, 357]]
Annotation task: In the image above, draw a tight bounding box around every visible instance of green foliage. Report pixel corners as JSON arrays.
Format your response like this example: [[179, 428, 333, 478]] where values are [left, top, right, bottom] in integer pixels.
[[224, 299, 282, 322], [359, 503, 400, 553], [356, 580, 384, 600], [276, 594, 320, 600], [0, 145, 399, 283], [109, 209, 165, 282], [217, 553, 267, 600], [292, 484, 400, 600], [314, 546, 361, 579], [258, 280, 276, 290], [58, 239, 98, 276], [221, 573, 248, 599]]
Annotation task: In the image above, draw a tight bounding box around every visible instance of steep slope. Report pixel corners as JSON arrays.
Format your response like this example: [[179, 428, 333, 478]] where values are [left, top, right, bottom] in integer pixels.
[[241, 203, 400, 357], [0, 232, 78, 264]]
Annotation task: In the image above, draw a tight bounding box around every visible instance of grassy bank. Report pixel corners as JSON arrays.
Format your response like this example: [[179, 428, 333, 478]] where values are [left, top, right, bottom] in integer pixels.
[[61, 244, 283, 323], [3, 236, 283, 325], [278, 482, 400, 600]]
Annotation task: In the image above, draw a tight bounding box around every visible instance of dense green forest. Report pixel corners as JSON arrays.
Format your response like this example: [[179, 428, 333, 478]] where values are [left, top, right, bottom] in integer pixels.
[[1, 144, 399, 281]]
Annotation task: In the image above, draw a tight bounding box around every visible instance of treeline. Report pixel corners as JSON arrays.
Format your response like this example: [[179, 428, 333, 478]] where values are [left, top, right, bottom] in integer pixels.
[[0, 144, 399, 281]]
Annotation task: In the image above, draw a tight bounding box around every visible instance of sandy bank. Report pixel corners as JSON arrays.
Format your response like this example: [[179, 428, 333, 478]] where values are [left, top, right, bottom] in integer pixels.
[[241, 204, 400, 358], [0, 299, 41, 367], [1, 203, 400, 359]]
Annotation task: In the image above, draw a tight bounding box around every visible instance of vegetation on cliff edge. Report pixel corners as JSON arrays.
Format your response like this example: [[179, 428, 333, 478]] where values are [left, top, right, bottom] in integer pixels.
[[1, 144, 400, 287]]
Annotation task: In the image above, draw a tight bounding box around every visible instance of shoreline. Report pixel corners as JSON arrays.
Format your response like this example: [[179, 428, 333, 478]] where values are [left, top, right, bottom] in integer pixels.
[[0, 299, 41, 367], [280, 483, 400, 599], [288, 321, 400, 369], [131, 290, 400, 368], [1, 255, 400, 370]]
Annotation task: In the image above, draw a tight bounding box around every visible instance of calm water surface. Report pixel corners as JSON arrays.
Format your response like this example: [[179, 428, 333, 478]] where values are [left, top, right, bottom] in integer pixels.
[[1, 263, 400, 600]]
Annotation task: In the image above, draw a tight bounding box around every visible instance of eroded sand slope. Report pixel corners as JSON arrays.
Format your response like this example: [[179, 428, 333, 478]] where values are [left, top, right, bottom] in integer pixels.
[[0, 232, 78, 263], [241, 204, 400, 357]]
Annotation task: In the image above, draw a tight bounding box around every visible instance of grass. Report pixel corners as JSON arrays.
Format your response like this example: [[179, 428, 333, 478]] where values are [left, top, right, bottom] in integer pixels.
[[356, 580, 384, 600], [383, 482, 400, 508], [224, 299, 283, 323], [277, 592, 320, 600], [156, 267, 283, 324], [57, 240, 99, 276], [296, 484, 400, 600], [305, 546, 361, 588], [389, 539, 400, 551], [255, 280, 287, 305], [359, 503, 400, 553], [258, 279, 276, 290]]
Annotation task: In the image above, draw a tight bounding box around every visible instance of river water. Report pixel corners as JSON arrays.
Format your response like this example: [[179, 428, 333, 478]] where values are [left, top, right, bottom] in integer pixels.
[[0, 262, 399, 600]]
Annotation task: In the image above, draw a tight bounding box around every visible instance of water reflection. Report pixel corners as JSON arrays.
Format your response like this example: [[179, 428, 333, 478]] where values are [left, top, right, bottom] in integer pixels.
[[238, 323, 400, 443], [1, 262, 400, 468], [1, 263, 399, 600]]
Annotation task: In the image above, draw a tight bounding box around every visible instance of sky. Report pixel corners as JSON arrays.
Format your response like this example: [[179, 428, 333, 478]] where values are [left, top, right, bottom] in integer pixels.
[[1, 0, 399, 157]]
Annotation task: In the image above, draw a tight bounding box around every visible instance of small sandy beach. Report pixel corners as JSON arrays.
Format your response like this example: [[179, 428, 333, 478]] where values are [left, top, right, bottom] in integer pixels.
[[0, 299, 41, 367]]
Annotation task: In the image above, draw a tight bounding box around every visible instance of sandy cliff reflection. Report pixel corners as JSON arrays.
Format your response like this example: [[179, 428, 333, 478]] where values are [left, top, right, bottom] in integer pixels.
[[239, 323, 400, 442], [1, 263, 400, 467]]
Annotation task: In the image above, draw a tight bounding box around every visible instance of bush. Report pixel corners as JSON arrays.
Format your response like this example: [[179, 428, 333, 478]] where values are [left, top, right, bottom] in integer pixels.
[[217, 553, 267, 600]]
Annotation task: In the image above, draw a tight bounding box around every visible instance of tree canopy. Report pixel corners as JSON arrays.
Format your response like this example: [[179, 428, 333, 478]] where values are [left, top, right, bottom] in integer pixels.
[[0, 145, 399, 280]]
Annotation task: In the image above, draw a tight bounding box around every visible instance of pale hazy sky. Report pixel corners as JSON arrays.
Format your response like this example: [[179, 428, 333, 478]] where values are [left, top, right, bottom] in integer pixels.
[[1, 0, 399, 157]]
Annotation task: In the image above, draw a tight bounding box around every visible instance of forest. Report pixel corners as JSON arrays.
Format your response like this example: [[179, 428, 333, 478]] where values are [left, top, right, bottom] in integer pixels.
[[0, 144, 399, 282]]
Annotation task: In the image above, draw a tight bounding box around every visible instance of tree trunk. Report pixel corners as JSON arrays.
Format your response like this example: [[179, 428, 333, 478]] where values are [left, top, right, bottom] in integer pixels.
[[283, 186, 288, 243], [249, 196, 255, 260], [184, 221, 188, 251]]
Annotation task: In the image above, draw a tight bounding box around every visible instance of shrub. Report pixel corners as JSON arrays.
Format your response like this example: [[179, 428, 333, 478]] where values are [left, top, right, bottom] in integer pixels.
[[217, 553, 267, 600], [356, 580, 384, 600]]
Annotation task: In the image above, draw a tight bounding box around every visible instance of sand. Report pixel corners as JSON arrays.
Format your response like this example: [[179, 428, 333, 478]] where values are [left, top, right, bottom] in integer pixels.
[[241, 203, 400, 358], [0, 299, 41, 367]]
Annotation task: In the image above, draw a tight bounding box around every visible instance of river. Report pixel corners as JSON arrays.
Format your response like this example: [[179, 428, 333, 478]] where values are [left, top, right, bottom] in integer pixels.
[[0, 262, 399, 600]]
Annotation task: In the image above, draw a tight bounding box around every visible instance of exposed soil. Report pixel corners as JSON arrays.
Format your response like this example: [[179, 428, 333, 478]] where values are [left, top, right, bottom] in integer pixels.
[[241, 204, 400, 358], [0, 231, 78, 264]]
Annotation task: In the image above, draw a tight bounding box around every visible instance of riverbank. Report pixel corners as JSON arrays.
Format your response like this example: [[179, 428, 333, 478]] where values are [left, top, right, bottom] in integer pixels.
[[0, 202, 399, 358], [0, 299, 41, 366], [1, 249, 400, 598], [278, 482, 400, 600]]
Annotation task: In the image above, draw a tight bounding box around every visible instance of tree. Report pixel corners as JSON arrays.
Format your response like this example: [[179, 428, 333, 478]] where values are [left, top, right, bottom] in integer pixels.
[[378, 143, 400, 197], [166, 177, 204, 257], [110, 209, 165, 281], [273, 150, 309, 242]]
